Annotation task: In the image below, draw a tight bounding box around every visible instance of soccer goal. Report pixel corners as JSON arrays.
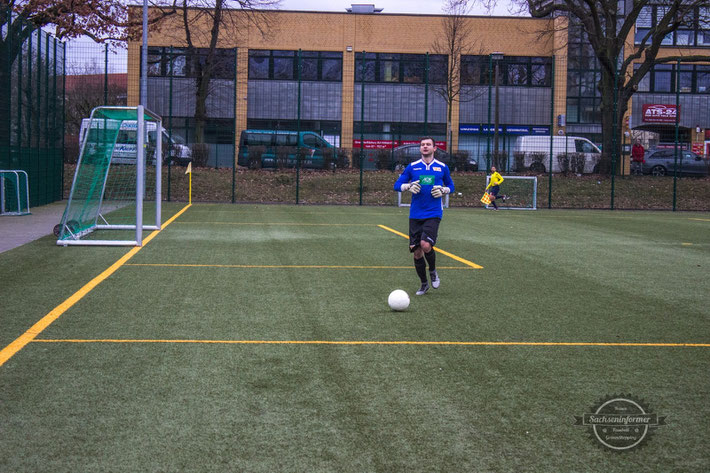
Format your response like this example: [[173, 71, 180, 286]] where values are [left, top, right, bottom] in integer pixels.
[[0, 170, 30, 216], [485, 175, 537, 210], [56, 106, 162, 246]]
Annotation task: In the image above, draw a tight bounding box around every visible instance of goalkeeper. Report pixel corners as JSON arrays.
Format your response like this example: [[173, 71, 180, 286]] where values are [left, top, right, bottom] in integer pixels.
[[485, 166, 508, 210], [393, 137, 455, 296]]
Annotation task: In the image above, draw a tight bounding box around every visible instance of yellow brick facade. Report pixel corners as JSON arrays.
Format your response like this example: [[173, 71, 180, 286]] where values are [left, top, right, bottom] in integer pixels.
[[128, 8, 565, 163]]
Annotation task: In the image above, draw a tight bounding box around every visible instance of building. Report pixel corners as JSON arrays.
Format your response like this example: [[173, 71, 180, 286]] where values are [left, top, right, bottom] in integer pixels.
[[126, 4, 710, 168]]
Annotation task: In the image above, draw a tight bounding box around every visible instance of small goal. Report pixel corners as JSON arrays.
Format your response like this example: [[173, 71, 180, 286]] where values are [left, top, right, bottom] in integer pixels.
[[485, 175, 537, 210], [56, 106, 162, 246]]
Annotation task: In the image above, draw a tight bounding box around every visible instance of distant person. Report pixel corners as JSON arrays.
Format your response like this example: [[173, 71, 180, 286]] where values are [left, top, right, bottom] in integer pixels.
[[485, 166, 508, 211], [631, 139, 645, 175], [393, 137, 455, 296]]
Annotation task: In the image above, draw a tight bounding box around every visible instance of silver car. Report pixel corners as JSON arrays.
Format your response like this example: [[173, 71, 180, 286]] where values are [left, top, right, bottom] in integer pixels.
[[642, 149, 709, 176]]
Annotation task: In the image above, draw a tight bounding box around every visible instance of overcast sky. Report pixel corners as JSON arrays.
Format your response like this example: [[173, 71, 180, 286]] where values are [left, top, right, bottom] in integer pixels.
[[278, 0, 525, 16]]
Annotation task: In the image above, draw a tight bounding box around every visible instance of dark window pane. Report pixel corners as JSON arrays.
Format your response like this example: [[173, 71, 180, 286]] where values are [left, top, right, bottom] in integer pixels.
[[697, 66, 710, 92], [531, 64, 550, 86], [429, 56, 448, 84], [321, 59, 342, 81], [566, 98, 579, 123], [403, 61, 424, 83], [355, 59, 375, 81], [379, 60, 400, 82], [653, 68, 672, 92], [507, 64, 527, 85], [300, 58, 318, 80], [249, 56, 269, 79], [273, 57, 294, 79]]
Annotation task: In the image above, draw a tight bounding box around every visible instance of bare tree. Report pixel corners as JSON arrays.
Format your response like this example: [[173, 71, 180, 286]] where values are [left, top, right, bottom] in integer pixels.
[[516, 0, 710, 172], [163, 0, 277, 145], [431, 0, 479, 152]]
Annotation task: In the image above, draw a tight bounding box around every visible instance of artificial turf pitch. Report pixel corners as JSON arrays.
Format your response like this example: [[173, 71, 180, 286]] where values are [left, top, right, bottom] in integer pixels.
[[1, 203, 708, 471]]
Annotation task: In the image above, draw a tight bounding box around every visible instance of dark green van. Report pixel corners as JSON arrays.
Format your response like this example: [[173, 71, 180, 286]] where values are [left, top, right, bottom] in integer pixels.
[[238, 130, 335, 169]]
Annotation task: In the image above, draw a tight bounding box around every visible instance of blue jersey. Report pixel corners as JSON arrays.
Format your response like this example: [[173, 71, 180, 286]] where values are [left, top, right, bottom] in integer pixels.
[[393, 158, 455, 219]]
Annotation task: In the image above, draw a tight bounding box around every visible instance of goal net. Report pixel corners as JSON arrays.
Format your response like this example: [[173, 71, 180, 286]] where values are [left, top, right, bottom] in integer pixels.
[[485, 175, 537, 210], [56, 106, 162, 246]]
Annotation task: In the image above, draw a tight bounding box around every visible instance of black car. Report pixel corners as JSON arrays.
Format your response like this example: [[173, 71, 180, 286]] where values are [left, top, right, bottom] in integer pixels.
[[641, 149, 709, 176]]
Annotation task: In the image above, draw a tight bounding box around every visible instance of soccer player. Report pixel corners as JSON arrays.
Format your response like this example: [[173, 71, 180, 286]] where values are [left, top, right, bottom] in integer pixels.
[[485, 166, 508, 211], [393, 137, 455, 296]]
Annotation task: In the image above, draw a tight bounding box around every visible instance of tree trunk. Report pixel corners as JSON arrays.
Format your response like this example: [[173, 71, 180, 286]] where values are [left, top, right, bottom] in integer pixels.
[[598, 67, 629, 175]]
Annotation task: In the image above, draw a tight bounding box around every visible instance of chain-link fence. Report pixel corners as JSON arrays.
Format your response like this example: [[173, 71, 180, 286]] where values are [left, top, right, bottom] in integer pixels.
[[58, 39, 710, 211], [1, 7, 65, 207]]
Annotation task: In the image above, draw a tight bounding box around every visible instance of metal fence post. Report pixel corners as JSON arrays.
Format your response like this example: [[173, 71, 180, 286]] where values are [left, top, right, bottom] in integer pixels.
[[611, 57, 618, 210], [548, 55, 555, 209], [673, 59, 680, 211]]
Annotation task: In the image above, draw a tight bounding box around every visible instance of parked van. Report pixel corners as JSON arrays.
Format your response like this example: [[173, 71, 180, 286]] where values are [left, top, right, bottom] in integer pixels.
[[513, 135, 601, 173], [79, 118, 192, 166], [238, 130, 335, 169]]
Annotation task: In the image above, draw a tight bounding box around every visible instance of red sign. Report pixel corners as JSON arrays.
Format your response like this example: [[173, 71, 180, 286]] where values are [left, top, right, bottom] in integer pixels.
[[352, 139, 447, 150], [642, 104, 679, 123], [692, 142, 704, 155]]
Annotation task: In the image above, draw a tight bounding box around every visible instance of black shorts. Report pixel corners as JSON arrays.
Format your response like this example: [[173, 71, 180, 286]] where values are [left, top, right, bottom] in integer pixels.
[[489, 185, 500, 197], [409, 218, 441, 251]]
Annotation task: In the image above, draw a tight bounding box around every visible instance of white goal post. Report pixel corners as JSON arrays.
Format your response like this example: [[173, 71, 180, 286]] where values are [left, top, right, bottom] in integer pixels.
[[485, 175, 537, 210], [56, 105, 162, 246]]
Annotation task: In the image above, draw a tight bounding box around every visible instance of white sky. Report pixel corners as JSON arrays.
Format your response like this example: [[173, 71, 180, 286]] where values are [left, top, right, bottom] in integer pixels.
[[279, 0, 525, 16]]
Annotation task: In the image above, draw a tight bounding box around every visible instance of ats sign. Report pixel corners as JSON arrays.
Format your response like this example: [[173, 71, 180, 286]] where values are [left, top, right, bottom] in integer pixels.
[[642, 104, 679, 123]]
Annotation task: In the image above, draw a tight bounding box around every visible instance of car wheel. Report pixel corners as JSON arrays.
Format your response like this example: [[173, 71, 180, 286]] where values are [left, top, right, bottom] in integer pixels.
[[530, 162, 545, 173], [651, 165, 666, 176]]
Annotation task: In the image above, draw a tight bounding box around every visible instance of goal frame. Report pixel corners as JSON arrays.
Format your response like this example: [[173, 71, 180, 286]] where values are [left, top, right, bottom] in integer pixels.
[[57, 105, 162, 246], [485, 175, 537, 210]]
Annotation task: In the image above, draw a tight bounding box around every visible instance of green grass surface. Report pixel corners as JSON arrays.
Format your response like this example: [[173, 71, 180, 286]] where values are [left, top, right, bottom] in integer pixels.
[[1, 204, 709, 471]]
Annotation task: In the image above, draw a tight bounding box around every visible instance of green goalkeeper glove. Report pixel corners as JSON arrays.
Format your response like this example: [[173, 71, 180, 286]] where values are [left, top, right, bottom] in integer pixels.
[[401, 180, 421, 194], [431, 185, 450, 198]]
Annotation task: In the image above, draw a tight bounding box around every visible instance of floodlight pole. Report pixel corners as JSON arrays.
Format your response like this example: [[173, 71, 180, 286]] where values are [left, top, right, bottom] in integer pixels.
[[140, 0, 148, 106]]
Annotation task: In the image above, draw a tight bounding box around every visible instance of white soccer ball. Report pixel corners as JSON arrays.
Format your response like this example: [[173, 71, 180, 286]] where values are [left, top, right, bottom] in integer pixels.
[[388, 289, 410, 311]]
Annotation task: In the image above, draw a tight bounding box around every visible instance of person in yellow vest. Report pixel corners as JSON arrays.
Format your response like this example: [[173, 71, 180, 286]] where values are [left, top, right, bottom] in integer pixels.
[[485, 166, 508, 210]]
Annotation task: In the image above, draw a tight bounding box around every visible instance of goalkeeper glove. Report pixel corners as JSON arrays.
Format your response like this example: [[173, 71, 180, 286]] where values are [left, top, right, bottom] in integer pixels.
[[431, 185, 450, 198], [401, 180, 421, 194]]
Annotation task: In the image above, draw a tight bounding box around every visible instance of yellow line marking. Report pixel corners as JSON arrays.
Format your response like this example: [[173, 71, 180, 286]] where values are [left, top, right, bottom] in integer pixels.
[[689, 218, 710, 222], [377, 225, 484, 269], [125, 263, 472, 270], [176, 222, 376, 226], [0, 204, 192, 368], [682, 242, 693, 246], [31, 339, 710, 348]]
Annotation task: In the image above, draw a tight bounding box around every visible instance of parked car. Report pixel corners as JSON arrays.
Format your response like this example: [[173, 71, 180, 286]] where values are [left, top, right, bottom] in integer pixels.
[[641, 148, 710, 176], [513, 135, 601, 173], [392, 143, 478, 171]]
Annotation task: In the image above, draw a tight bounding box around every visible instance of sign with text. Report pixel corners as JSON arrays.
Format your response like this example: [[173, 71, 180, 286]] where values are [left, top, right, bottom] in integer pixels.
[[642, 104, 679, 123], [352, 139, 446, 150]]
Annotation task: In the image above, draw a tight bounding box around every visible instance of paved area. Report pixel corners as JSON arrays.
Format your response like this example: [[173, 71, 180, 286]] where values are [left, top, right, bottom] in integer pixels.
[[0, 201, 66, 253]]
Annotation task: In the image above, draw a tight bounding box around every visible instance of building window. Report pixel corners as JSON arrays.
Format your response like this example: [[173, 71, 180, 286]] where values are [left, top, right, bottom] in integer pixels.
[[460, 56, 552, 87], [248, 50, 343, 81], [634, 63, 710, 94], [147, 47, 235, 79], [635, 5, 710, 46], [354, 53, 447, 84]]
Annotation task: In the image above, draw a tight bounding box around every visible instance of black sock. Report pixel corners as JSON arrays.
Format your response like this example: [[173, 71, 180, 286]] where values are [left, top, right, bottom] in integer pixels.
[[414, 257, 427, 283], [424, 249, 436, 272], [492, 200, 498, 209]]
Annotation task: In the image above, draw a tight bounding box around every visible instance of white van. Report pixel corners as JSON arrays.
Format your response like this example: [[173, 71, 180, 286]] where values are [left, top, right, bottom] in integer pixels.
[[79, 118, 192, 165], [513, 135, 601, 173]]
